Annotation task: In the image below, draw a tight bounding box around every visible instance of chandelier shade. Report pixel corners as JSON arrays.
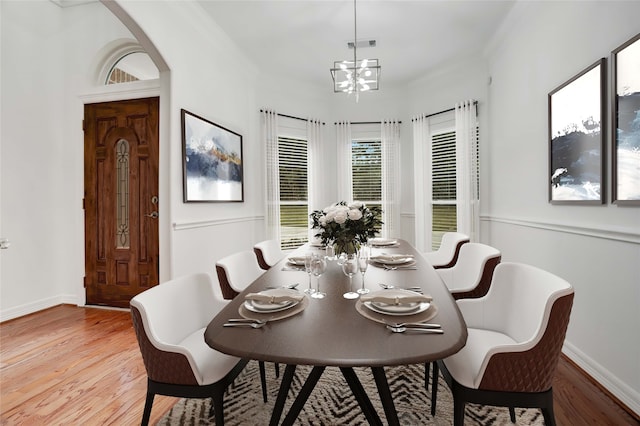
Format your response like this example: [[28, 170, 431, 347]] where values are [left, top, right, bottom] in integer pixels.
[[330, 0, 380, 98]]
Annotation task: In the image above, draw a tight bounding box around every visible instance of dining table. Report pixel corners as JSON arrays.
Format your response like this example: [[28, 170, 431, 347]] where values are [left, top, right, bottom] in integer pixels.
[[204, 238, 467, 425]]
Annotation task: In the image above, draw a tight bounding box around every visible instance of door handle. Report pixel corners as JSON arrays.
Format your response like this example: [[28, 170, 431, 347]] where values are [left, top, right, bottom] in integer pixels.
[[146, 211, 159, 219]]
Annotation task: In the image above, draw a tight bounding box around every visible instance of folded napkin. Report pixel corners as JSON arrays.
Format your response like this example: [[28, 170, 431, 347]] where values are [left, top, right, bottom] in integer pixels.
[[287, 256, 307, 263], [245, 289, 304, 304], [360, 292, 432, 306], [370, 254, 415, 262]]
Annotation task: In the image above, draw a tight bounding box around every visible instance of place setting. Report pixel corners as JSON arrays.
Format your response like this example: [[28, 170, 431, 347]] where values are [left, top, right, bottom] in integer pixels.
[[368, 237, 400, 248], [227, 287, 310, 326], [369, 253, 417, 270], [281, 255, 307, 271], [354, 288, 440, 333]]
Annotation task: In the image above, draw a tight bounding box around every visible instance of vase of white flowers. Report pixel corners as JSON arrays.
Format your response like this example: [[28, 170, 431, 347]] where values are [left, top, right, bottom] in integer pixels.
[[310, 201, 383, 255]]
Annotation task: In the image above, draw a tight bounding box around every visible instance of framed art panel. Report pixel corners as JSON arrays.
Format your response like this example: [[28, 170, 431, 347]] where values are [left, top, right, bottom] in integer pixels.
[[549, 59, 606, 204], [181, 109, 244, 202], [612, 33, 640, 205]]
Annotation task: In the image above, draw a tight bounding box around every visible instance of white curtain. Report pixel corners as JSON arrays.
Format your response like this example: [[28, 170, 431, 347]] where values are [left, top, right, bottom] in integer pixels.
[[262, 109, 280, 241], [455, 100, 479, 242], [381, 120, 401, 238], [336, 121, 353, 202], [412, 114, 431, 252], [307, 118, 323, 232]]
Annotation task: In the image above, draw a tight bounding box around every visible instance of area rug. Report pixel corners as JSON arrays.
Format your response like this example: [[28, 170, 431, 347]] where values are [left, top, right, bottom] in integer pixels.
[[157, 361, 545, 425]]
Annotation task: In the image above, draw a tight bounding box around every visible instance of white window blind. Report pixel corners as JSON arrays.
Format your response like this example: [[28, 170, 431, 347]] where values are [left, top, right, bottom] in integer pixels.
[[352, 139, 382, 210], [278, 136, 308, 250], [431, 130, 457, 250]]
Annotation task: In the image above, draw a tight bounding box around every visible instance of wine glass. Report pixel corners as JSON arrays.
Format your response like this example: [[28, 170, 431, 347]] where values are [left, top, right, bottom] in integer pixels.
[[303, 252, 315, 294], [310, 254, 327, 299], [357, 247, 370, 294], [342, 253, 359, 299]]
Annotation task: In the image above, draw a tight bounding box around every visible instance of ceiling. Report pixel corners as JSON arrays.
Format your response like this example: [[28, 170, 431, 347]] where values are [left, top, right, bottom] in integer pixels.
[[197, 0, 516, 89]]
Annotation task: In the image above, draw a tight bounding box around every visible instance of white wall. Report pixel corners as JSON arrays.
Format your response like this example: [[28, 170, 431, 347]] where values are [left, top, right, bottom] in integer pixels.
[[485, 1, 640, 413]]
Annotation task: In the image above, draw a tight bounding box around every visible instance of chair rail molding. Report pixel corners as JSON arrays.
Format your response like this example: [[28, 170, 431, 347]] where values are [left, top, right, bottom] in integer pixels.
[[481, 215, 640, 244], [173, 216, 264, 231]]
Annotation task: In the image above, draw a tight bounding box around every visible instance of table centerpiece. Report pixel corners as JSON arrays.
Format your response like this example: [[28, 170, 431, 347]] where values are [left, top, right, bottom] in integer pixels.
[[310, 201, 383, 255]]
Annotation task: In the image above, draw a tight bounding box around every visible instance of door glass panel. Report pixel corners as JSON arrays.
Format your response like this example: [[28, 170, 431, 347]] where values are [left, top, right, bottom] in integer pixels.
[[116, 139, 130, 249]]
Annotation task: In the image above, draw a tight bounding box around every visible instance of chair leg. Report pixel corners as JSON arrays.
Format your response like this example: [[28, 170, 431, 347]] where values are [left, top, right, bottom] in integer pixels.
[[259, 361, 268, 403], [453, 396, 465, 426], [542, 390, 557, 426], [509, 407, 516, 423], [424, 362, 430, 391], [275, 362, 280, 378], [430, 362, 439, 416], [211, 390, 225, 426], [141, 390, 155, 426]]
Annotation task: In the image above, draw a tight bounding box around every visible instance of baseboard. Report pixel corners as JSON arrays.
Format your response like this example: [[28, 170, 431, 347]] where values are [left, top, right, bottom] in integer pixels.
[[0, 294, 78, 323], [563, 341, 640, 418]]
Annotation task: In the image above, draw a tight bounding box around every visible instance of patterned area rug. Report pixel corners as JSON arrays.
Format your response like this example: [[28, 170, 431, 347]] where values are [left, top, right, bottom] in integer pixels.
[[157, 361, 545, 425]]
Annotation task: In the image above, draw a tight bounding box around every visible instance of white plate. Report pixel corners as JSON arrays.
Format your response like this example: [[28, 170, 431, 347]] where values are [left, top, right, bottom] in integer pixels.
[[370, 256, 415, 266], [369, 238, 398, 246], [364, 301, 430, 316], [244, 299, 298, 313]]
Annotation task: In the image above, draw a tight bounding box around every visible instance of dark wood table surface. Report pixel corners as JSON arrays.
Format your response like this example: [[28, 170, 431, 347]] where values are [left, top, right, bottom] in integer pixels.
[[204, 239, 467, 425]]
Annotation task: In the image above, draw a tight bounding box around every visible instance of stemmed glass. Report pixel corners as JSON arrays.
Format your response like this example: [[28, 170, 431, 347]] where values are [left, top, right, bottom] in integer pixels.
[[357, 246, 370, 294], [310, 254, 327, 299], [342, 253, 359, 299], [303, 252, 315, 294]]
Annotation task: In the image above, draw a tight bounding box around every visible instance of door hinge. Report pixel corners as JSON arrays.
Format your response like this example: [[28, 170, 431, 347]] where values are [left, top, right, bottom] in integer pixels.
[[82, 198, 85, 210], [82, 119, 85, 131], [83, 276, 87, 288]]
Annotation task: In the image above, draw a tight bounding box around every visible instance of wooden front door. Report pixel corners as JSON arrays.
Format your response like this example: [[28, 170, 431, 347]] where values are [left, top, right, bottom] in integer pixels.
[[84, 97, 159, 307]]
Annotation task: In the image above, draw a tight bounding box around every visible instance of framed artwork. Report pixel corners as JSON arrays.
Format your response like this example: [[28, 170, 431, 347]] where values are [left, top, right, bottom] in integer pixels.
[[181, 109, 244, 202], [548, 59, 606, 204], [612, 33, 640, 205]]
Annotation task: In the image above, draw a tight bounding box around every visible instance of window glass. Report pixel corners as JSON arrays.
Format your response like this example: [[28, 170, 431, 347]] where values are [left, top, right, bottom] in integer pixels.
[[278, 137, 308, 250], [106, 52, 159, 85], [352, 139, 382, 211]]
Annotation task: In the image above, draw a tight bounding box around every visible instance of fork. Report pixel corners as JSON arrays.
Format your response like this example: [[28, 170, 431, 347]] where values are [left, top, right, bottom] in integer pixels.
[[383, 265, 417, 271], [378, 283, 422, 292], [223, 321, 267, 329], [384, 321, 441, 329]]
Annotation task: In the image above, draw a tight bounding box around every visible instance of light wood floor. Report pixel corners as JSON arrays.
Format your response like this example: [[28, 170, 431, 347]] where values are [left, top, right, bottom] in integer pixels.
[[1, 305, 638, 425]]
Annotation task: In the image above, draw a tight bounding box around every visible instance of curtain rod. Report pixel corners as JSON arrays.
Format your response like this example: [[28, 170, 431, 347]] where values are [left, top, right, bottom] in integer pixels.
[[333, 120, 402, 125], [260, 110, 325, 125], [411, 100, 478, 122]]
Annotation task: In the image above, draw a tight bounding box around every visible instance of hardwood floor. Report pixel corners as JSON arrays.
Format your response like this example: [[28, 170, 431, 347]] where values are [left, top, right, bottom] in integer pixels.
[[1, 305, 638, 425]]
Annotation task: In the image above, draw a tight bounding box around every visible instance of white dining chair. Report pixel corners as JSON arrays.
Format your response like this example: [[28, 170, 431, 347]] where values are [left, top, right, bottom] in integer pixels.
[[253, 239, 286, 270], [130, 273, 255, 425], [430, 262, 574, 426], [216, 249, 265, 300], [423, 232, 470, 269]]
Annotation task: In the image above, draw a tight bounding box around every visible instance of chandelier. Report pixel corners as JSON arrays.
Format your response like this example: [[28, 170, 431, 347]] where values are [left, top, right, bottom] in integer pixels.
[[330, 0, 380, 100]]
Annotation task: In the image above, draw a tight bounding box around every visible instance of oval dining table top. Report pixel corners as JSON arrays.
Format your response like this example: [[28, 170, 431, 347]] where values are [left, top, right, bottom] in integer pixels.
[[204, 239, 467, 367]]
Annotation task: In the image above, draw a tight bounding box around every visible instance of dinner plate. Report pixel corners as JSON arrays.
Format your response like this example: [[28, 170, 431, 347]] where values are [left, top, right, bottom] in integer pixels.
[[364, 301, 430, 316], [244, 299, 298, 313], [370, 256, 415, 266], [287, 257, 306, 266], [369, 238, 398, 246]]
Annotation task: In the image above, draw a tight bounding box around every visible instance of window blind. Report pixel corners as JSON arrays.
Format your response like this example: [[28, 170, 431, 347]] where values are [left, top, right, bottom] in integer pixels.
[[431, 130, 457, 249], [278, 137, 308, 250], [352, 139, 381, 208]]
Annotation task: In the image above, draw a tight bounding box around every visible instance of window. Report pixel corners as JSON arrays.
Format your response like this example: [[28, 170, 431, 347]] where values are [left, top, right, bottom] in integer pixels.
[[431, 130, 457, 250], [278, 136, 308, 250], [106, 52, 159, 85], [352, 139, 382, 211]]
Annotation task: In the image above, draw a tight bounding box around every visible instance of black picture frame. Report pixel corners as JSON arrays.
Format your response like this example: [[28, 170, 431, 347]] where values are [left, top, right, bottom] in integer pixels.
[[548, 58, 606, 204], [181, 109, 244, 202], [611, 33, 640, 206]]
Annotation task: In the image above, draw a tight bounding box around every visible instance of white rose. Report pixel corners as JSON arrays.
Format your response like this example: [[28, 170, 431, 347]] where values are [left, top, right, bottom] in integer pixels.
[[348, 209, 363, 220], [348, 201, 363, 209], [334, 209, 348, 224], [319, 216, 327, 226]]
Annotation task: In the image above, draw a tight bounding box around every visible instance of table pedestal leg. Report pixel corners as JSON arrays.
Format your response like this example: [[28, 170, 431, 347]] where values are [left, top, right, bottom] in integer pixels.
[[340, 367, 383, 426], [269, 364, 297, 426], [371, 366, 400, 426], [281, 366, 326, 426]]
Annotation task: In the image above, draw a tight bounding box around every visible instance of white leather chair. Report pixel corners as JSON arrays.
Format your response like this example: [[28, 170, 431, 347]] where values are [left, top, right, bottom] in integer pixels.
[[130, 273, 250, 426], [431, 262, 574, 426], [216, 250, 265, 300], [254, 239, 286, 270], [423, 232, 470, 269], [436, 242, 501, 300], [215, 249, 275, 401]]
